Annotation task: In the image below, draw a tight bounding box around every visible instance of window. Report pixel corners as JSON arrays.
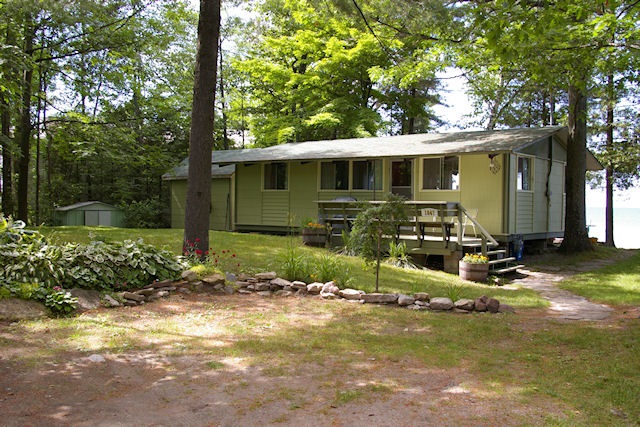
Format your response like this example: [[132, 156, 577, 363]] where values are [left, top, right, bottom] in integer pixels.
[[422, 156, 459, 190], [517, 157, 532, 191], [264, 162, 288, 190], [320, 161, 349, 190], [353, 160, 382, 190]]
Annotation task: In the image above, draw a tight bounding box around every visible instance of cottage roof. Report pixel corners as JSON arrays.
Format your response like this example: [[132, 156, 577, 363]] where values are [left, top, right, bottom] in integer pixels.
[[54, 201, 118, 211], [162, 162, 236, 180]]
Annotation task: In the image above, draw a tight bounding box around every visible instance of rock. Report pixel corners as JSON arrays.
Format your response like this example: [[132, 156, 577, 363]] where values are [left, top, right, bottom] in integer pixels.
[[322, 281, 340, 295], [415, 300, 428, 307], [360, 293, 399, 304], [202, 274, 225, 286], [295, 289, 308, 297], [283, 285, 293, 292], [156, 286, 177, 292], [487, 298, 500, 313], [255, 283, 271, 292], [190, 281, 204, 292], [498, 303, 515, 313], [339, 288, 364, 300], [156, 291, 170, 298], [275, 290, 293, 297], [0, 298, 47, 321], [398, 294, 416, 306], [226, 273, 237, 282], [149, 279, 174, 288], [429, 297, 454, 311], [122, 291, 145, 302], [414, 292, 430, 302], [256, 291, 272, 297], [406, 304, 425, 310], [454, 298, 475, 311], [136, 288, 155, 296], [87, 354, 106, 363], [236, 281, 250, 288], [320, 292, 338, 300], [255, 272, 277, 280], [238, 289, 252, 295], [213, 283, 225, 291], [123, 300, 139, 307], [237, 273, 250, 281], [474, 296, 488, 312], [181, 270, 198, 282], [271, 277, 292, 288], [247, 284, 255, 291], [307, 282, 324, 294], [177, 287, 191, 294], [103, 294, 121, 308], [291, 281, 307, 291], [223, 286, 235, 295], [453, 308, 471, 314], [69, 288, 102, 312]]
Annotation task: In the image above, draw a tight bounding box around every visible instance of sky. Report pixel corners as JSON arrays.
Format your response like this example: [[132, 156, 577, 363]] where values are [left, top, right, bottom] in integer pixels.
[[433, 70, 640, 209]]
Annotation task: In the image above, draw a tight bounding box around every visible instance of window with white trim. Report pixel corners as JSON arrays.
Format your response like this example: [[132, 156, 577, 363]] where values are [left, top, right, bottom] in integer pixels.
[[352, 159, 382, 190]]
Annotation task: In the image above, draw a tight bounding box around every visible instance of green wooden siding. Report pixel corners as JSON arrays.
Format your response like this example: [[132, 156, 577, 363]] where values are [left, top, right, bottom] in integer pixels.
[[235, 163, 262, 225], [516, 191, 534, 233], [290, 162, 319, 223], [169, 179, 231, 231], [170, 181, 187, 229]]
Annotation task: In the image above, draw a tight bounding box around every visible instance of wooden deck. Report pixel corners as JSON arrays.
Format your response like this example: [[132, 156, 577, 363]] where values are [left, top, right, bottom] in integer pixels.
[[317, 200, 523, 274]]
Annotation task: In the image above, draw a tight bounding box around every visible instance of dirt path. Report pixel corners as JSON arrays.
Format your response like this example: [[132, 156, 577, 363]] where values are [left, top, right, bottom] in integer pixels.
[[509, 250, 637, 321]]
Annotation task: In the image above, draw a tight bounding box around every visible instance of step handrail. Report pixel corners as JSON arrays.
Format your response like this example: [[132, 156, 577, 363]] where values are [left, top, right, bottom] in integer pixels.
[[456, 204, 499, 255]]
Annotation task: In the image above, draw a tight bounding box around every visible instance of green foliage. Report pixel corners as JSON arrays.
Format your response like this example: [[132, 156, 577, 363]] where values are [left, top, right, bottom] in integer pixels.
[[444, 281, 464, 302], [310, 253, 352, 288], [277, 243, 309, 282], [121, 198, 166, 228], [43, 287, 78, 317], [0, 217, 46, 245], [385, 241, 418, 269]]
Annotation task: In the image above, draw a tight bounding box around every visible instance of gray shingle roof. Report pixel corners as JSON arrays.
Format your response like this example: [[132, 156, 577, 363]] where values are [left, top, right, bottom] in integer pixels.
[[211, 126, 568, 164]]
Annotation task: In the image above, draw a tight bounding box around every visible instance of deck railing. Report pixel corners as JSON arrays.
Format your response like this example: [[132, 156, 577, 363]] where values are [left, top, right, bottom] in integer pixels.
[[316, 200, 498, 255]]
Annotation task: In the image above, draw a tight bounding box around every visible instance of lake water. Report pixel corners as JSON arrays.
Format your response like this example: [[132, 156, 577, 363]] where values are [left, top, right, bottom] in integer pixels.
[[586, 207, 640, 249]]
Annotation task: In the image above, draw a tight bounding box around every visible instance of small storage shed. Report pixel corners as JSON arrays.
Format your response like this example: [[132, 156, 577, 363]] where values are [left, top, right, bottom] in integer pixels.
[[53, 201, 124, 227]]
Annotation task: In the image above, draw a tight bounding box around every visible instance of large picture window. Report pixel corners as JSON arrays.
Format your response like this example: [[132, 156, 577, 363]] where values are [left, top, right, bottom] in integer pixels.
[[422, 156, 459, 190], [264, 162, 288, 190], [321, 161, 349, 190], [517, 156, 532, 191], [353, 160, 382, 190]]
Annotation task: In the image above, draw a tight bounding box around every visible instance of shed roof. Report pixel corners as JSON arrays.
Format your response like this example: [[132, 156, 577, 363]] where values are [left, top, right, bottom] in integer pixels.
[[55, 201, 119, 212], [211, 126, 569, 164]]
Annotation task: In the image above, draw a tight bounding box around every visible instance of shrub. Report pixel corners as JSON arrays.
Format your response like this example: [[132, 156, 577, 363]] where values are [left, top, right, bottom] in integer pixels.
[[310, 253, 352, 288], [43, 287, 78, 316], [277, 243, 309, 282], [385, 241, 419, 269], [121, 198, 165, 228]]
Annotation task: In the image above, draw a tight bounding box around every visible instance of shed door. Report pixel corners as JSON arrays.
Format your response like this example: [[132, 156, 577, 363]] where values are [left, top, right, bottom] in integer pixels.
[[85, 211, 99, 226], [391, 159, 413, 199], [99, 210, 111, 226]]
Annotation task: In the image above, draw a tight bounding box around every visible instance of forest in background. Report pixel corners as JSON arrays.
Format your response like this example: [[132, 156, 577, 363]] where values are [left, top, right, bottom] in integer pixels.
[[0, 0, 638, 237]]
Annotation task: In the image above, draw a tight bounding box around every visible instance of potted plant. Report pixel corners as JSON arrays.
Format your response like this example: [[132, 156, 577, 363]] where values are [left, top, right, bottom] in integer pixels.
[[459, 253, 489, 282], [301, 221, 328, 247]]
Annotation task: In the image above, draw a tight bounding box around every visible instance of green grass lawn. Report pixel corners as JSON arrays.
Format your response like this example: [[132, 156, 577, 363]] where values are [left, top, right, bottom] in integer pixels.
[[8, 227, 639, 423], [39, 226, 546, 308]]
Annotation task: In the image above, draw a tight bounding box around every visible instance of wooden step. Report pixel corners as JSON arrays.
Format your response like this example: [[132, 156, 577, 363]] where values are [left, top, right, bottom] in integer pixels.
[[486, 249, 507, 256], [490, 264, 525, 275], [488, 257, 515, 265]]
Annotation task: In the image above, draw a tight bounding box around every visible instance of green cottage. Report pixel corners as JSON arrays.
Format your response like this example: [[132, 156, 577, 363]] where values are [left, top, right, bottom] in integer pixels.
[[164, 126, 602, 272]]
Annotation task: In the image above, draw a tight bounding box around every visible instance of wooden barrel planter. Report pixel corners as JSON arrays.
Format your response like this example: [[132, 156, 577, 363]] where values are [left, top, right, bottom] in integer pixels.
[[459, 260, 489, 282], [301, 228, 327, 247]]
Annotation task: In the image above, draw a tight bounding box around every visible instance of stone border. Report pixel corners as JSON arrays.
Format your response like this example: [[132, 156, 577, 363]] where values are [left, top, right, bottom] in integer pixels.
[[112, 270, 515, 315]]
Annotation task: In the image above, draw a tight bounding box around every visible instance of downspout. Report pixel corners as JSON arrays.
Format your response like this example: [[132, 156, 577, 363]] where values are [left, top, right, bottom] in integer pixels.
[[545, 138, 553, 234], [503, 153, 510, 238]]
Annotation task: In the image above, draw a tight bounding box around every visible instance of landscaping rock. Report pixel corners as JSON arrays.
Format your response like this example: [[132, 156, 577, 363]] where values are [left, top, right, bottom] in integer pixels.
[[321, 292, 338, 300], [487, 298, 500, 313], [70, 288, 102, 312], [226, 273, 237, 282], [291, 281, 307, 291], [87, 354, 106, 363], [414, 292, 430, 302], [429, 297, 454, 311], [256, 291, 272, 297], [236, 281, 250, 289], [498, 303, 515, 314], [122, 292, 145, 302], [181, 270, 198, 282], [454, 298, 475, 311], [255, 283, 271, 292], [190, 281, 204, 292], [271, 278, 292, 288], [136, 288, 155, 296], [415, 300, 429, 307], [322, 281, 340, 295], [202, 274, 225, 286], [307, 282, 323, 294], [339, 288, 364, 300], [0, 298, 47, 321], [406, 304, 426, 310], [149, 279, 174, 288], [397, 294, 416, 306], [274, 290, 293, 297], [103, 294, 121, 307], [255, 272, 277, 280], [361, 293, 398, 304], [474, 296, 488, 312]]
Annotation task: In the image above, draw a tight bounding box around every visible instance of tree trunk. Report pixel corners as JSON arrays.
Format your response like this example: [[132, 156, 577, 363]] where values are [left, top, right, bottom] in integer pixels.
[[184, 0, 221, 257], [218, 38, 229, 150], [559, 83, 592, 253], [1, 26, 15, 216], [604, 74, 615, 247], [17, 16, 35, 222]]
